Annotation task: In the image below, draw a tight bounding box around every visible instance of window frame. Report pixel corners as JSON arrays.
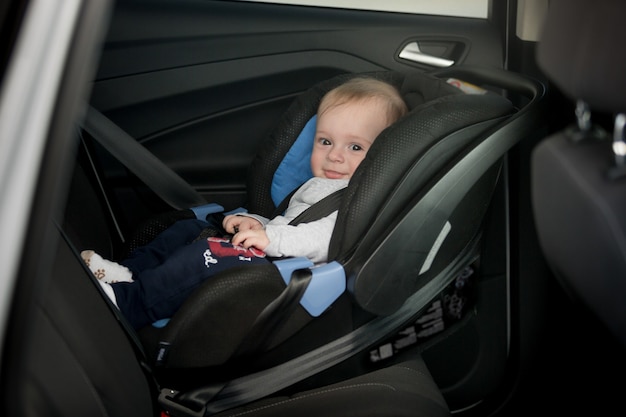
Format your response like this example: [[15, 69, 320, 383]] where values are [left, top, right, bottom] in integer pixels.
[[234, 0, 490, 19]]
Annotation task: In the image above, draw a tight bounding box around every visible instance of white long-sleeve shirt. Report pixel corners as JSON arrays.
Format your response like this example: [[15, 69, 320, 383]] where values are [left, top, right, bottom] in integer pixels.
[[239, 177, 348, 263]]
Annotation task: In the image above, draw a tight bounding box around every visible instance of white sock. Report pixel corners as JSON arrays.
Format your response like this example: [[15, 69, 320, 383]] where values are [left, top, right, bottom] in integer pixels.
[[98, 281, 119, 308], [81, 250, 134, 283]]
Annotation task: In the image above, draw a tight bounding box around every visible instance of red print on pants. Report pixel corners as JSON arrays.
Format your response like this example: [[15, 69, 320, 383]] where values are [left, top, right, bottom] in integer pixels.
[[207, 237, 266, 258]]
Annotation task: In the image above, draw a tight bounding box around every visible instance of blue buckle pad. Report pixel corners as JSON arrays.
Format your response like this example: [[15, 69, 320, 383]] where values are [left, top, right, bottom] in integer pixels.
[[190, 203, 248, 222], [152, 318, 170, 328], [190, 203, 225, 221], [274, 258, 346, 317]]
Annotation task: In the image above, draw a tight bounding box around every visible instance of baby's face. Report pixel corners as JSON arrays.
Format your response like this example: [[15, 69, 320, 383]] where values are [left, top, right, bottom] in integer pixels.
[[310, 99, 390, 180]]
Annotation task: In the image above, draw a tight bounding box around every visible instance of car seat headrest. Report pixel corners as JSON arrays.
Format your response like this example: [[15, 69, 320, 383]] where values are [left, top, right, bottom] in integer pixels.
[[537, 0, 626, 114], [268, 72, 464, 207]]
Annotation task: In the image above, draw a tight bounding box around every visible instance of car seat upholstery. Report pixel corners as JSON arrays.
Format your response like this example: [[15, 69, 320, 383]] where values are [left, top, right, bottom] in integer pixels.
[[65, 67, 545, 413], [532, 0, 626, 347]]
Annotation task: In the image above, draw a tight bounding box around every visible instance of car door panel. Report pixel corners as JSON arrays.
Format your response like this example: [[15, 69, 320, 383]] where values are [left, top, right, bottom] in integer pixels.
[[90, 0, 503, 216]]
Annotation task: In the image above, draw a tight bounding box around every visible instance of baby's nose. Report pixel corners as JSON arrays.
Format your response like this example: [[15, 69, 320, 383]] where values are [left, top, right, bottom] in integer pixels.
[[327, 147, 344, 162]]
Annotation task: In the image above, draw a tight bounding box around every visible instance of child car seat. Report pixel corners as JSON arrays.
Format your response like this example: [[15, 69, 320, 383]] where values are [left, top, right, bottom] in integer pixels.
[[74, 67, 545, 413]]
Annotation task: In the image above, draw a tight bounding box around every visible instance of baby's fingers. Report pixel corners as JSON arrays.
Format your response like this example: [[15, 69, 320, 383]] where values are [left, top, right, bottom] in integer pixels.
[[237, 217, 262, 232], [230, 230, 248, 247], [222, 215, 241, 233]]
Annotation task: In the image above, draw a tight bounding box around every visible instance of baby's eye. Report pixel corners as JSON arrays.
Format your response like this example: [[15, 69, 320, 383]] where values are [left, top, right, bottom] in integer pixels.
[[349, 144, 364, 151], [318, 138, 332, 146]]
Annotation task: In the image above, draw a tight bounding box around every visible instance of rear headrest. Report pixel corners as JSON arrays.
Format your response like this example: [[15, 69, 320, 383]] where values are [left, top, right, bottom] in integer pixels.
[[537, 0, 626, 114]]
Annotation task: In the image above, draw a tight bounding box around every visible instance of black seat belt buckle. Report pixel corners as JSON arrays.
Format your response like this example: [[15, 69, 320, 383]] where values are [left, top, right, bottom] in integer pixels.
[[159, 389, 205, 417]]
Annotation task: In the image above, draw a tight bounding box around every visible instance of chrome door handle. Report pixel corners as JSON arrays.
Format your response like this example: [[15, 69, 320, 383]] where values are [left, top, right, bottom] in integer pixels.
[[398, 42, 454, 68]]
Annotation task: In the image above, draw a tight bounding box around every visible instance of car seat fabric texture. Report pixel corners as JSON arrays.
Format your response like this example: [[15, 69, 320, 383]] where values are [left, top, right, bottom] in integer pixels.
[[215, 357, 450, 417]]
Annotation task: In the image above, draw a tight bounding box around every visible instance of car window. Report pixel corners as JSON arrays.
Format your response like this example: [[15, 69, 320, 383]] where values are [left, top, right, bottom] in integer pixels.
[[235, 0, 489, 19]]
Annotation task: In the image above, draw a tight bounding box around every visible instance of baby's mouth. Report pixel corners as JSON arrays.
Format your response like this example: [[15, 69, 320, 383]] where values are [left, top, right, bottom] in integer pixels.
[[324, 170, 345, 179]]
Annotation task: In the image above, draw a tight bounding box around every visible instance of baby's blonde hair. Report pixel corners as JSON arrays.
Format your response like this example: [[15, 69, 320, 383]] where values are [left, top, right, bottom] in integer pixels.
[[318, 77, 408, 125]]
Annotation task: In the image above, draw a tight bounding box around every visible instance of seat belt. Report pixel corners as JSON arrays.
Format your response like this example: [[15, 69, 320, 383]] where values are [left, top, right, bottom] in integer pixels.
[[289, 188, 345, 225], [81, 105, 207, 210], [82, 105, 345, 222], [270, 183, 344, 226]]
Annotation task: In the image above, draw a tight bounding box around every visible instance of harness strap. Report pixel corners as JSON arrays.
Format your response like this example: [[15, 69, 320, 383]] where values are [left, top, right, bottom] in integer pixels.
[[289, 188, 345, 226]]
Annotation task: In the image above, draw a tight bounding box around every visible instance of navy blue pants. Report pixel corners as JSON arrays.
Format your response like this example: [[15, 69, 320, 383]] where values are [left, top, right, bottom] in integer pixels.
[[111, 219, 268, 329]]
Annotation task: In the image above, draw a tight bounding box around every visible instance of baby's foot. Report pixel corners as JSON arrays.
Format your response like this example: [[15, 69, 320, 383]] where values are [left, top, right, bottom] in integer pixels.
[[81, 250, 134, 283]]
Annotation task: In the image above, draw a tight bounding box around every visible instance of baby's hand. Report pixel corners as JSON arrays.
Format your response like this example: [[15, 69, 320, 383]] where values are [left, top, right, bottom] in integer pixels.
[[222, 215, 263, 234], [231, 228, 270, 251]]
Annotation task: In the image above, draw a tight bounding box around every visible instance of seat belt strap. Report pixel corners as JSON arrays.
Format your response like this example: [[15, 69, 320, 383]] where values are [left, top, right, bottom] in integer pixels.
[[81, 106, 207, 210], [288, 188, 345, 226]]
